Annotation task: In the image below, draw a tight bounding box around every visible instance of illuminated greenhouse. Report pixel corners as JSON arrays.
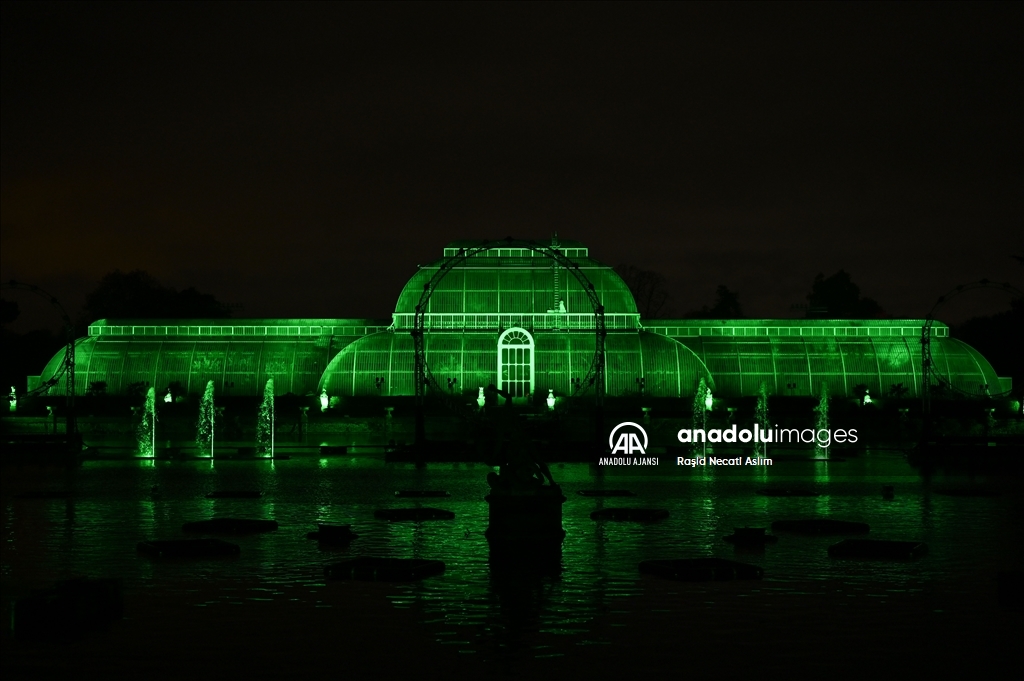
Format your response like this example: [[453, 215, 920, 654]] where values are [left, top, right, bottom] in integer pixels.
[[32, 240, 1009, 401]]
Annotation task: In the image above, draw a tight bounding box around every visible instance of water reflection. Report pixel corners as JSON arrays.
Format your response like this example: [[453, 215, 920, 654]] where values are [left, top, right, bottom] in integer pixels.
[[1, 450, 1022, 662]]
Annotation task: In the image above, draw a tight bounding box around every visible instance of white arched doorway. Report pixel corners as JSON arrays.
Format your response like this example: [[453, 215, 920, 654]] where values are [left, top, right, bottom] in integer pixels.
[[498, 327, 534, 399]]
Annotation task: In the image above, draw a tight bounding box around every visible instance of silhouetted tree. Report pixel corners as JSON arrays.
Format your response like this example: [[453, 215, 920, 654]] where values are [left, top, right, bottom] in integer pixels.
[[0, 299, 63, 394], [86, 381, 108, 397], [888, 383, 909, 398], [83, 270, 230, 322], [805, 270, 883, 318], [614, 264, 670, 319], [685, 285, 744, 318], [953, 296, 1023, 396]]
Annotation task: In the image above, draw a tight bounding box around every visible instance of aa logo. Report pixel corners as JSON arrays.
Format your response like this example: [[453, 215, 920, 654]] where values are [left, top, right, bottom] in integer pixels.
[[609, 422, 648, 455]]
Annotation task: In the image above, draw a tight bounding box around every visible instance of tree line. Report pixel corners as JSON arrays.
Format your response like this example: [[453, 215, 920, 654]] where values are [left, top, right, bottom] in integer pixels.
[[1, 270, 231, 395], [613, 265, 882, 320]]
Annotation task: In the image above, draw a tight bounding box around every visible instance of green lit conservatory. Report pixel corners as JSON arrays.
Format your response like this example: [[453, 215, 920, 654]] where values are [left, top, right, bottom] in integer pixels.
[[320, 240, 713, 399], [33, 240, 1007, 401], [34, 320, 389, 398]]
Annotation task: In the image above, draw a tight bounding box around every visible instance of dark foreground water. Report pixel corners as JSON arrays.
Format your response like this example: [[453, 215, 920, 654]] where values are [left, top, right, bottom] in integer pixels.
[[2, 449, 1021, 678]]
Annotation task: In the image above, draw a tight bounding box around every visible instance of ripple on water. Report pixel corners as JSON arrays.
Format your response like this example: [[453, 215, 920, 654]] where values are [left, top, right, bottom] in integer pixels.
[[1, 453, 1022, 662]]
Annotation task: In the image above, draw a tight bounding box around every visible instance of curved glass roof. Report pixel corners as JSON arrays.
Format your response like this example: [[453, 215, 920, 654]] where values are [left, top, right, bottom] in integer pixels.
[[319, 330, 712, 398], [37, 323, 1002, 400], [29, 244, 1001, 404], [87, 318, 388, 337], [646, 318, 949, 338], [38, 335, 366, 397], [392, 241, 640, 324], [675, 336, 1000, 398]]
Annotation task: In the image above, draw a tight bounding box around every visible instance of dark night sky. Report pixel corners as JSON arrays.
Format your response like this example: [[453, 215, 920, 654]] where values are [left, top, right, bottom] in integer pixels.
[[2, 1, 1021, 331]]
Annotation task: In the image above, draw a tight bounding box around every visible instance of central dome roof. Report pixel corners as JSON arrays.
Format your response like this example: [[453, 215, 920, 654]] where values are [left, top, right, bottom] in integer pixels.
[[392, 239, 640, 328]]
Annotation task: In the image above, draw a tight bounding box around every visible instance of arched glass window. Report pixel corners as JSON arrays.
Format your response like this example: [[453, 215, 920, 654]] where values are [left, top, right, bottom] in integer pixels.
[[498, 327, 534, 398]]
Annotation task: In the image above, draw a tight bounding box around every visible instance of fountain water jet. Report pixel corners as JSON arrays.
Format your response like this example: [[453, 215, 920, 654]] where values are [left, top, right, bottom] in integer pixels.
[[755, 381, 769, 458], [137, 387, 156, 457], [257, 378, 275, 458], [692, 378, 709, 457], [197, 380, 215, 458], [814, 383, 829, 459]]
